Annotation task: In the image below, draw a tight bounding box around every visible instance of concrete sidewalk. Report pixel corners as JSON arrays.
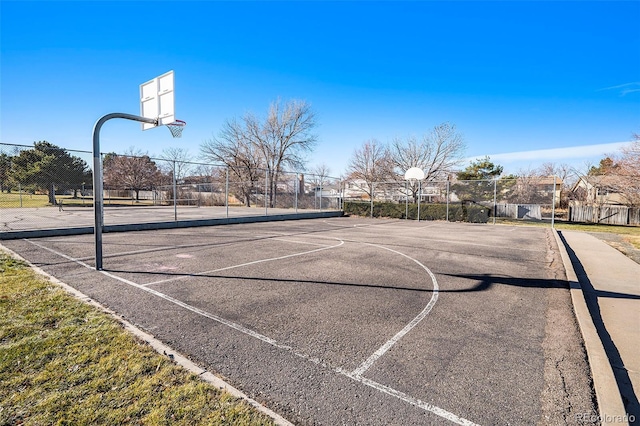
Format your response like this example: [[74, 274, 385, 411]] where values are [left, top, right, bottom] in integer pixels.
[[555, 230, 639, 425]]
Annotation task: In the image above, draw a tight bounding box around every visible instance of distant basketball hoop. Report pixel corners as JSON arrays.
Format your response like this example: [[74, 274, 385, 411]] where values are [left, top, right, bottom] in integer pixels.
[[404, 167, 425, 182], [166, 119, 186, 138], [404, 167, 425, 222]]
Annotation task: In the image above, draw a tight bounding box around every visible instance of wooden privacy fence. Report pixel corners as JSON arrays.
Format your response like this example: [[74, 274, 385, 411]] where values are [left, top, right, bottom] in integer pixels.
[[569, 205, 640, 226], [495, 204, 542, 220]]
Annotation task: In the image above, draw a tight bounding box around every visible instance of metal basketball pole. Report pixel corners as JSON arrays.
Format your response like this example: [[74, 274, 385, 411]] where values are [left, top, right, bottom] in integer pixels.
[[405, 181, 408, 220], [92, 113, 157, 270], [417, 180, 421, 222], [173, 160, 178, 222]]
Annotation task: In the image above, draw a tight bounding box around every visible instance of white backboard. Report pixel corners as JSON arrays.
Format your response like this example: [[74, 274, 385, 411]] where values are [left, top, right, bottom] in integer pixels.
[[140, 70, 175, 130], [404, 167, 425, 181]]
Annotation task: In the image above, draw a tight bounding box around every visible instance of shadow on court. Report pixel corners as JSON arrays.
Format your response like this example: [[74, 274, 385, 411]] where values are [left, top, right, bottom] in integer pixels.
[[103, 269, 433, 294], [0, 217, 599, 425]]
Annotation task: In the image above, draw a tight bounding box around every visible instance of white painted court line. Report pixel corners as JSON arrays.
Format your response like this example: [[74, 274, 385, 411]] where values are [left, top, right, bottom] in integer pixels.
[[270, 237, 337, 247], [351, 243, 439, 377], [2, 244, 294, 426], [27, 239, 96, 269], [102, 233, 332, 261], [344, 372, 480, 426], [24, 238, 477, 425], [25, 239, 292, 350], [145, 238, 344, 286]]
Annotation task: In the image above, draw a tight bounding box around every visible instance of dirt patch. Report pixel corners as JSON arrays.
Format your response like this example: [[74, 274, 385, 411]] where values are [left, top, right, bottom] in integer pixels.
[[588, 232, 640, 265]]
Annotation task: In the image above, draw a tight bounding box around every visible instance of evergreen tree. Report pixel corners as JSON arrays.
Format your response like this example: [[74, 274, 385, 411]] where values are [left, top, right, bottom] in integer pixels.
[[456, 156, 503, 180], [453, 156, 504, 203], [10, 142, 90, 204]]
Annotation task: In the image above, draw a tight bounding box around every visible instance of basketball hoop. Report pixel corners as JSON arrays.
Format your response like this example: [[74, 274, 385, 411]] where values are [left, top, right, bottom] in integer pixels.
[[166, 120, 186, 138]]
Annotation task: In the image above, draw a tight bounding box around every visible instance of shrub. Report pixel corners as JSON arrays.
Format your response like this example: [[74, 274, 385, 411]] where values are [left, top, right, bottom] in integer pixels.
[[344, 201, 490, 223]]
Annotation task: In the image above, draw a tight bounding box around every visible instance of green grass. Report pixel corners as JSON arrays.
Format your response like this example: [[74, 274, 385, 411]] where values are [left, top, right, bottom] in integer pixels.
[[0, 193, 53, 208], [0, 193, 93, 208], [495, 218, 640, 259], [494, 217, 640, 237], [0, 251, 276, 426], [0, 193, 161, 208]]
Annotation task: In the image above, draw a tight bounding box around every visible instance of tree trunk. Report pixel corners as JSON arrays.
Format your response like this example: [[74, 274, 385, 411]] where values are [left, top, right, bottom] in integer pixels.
[[48, 182, 56, 205]]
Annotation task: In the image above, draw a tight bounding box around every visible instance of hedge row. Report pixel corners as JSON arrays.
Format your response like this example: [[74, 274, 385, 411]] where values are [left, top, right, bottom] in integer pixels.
[[344, 201, 491, 223]]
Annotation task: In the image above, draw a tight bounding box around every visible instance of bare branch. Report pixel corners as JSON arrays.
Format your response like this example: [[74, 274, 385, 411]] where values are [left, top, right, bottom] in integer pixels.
[[346, 139, 394, 197], [389, 122, 466, 182]]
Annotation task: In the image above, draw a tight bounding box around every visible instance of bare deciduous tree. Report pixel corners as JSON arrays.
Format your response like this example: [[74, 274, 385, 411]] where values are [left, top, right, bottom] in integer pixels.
[[389, 122, 466, 202], [346, 139, 394, 199], [612, 138, 640, 206], [568, 161, 599, 205], [507, 168, 549, 204], [103, 148, 162, 201], [308, 163, 332, 208], [201, 118, 263, 207], [534, 162, 572, 207], [201, 99, 317, 208], [250, 99, 318, 207], [569, 138, 640, 207], [310, 163, 331, 189], [538, 162, 572, 185], [160, 147, 193, 183], [390, 122, 466, 179]]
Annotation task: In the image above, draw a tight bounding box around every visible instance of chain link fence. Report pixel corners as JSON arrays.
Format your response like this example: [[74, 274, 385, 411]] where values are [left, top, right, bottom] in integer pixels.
[[8, 142, 635, 233], [343, 176, 562, 224], [0, 143, 341, 234]]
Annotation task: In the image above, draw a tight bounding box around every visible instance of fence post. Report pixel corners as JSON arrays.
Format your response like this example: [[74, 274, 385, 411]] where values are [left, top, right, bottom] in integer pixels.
[[225, 166, 229, 218], [446, 178, 450, 222], [405, 181, 408, 220], [551, 175, 556, 229], [265, 169, 268, 215], [370, 183, 374, 218], [493, 178, 497, 225], [19, 183, 22, 208], [417, 180, 421, 222], [173, 160, 177, 222]]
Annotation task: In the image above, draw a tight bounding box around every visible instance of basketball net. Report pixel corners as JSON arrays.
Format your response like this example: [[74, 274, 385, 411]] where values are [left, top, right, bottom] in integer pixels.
[[166, 120, 186, 138]]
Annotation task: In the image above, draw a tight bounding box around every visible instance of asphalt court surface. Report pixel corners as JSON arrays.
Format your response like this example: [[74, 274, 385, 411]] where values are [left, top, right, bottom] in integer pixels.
[[2, 217, 596, 425]]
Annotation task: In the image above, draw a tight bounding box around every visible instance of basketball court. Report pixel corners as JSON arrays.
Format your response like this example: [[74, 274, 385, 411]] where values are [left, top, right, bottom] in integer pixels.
[[1, 216, 596, 425], [1, 71, 597, 424]]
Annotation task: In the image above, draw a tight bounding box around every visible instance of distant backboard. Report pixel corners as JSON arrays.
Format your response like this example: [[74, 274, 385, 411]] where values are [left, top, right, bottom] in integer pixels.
[[140, 70, 175, 130], [404, 167, 425, 181]]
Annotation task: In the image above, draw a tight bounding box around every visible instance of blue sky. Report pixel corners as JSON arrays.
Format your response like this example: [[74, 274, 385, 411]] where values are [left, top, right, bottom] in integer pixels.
[[1, 0, 639, 177]]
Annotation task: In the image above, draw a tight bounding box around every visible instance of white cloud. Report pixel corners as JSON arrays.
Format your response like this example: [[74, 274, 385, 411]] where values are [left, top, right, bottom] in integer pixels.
[[598, 82, 640, 96], [464, 141, 633, 173], [486, 142, 631, 162]]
